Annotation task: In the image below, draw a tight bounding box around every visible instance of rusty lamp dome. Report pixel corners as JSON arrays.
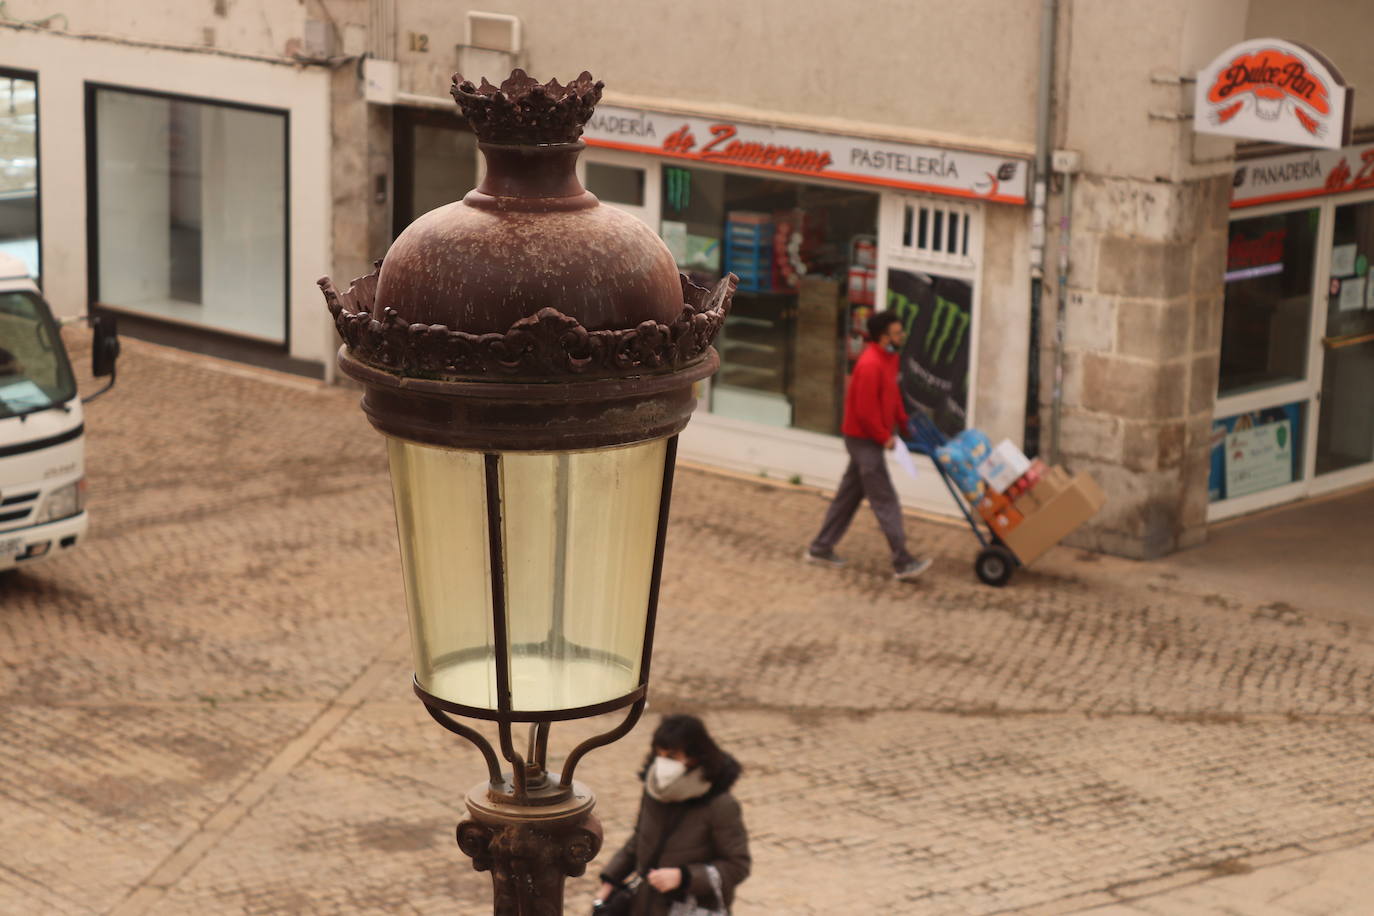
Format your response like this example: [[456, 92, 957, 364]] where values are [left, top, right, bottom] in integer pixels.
[[319, 69, 736, 452]]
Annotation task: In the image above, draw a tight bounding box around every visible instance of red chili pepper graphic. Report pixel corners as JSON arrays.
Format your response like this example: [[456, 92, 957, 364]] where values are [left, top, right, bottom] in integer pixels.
[[1294, 106, 1320, 136], [1216, 101, 1244, 123]]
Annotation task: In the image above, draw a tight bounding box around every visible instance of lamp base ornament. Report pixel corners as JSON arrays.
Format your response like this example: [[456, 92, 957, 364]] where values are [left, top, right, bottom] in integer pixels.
[[457, 778, 602, 916]]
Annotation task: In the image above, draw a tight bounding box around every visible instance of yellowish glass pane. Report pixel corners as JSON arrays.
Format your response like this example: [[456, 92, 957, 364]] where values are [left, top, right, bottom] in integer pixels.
[[386, 440, 496, 706], [500, 439, 666, 711]]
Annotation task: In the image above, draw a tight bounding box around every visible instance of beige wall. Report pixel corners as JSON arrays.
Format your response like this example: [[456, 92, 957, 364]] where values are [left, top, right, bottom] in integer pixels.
[[393, 0, 1042, 152], [0, 0, 308, 57], [1246, 0, 1374, 130]]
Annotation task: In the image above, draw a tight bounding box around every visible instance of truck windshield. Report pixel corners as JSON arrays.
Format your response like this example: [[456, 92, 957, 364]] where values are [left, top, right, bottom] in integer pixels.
[[0, 291, 78, 418]]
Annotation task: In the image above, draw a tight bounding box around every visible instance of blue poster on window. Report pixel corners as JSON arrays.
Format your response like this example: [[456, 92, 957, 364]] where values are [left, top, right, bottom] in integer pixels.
[[1208, 402, 1303, 502]]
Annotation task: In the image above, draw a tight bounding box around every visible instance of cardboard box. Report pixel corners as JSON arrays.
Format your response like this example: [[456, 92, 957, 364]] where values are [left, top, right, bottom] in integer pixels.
[[1000, 471, 1106, 565], [978, 439, 1032, 492], [1033, 465, 1072, 501], [1012, 488, 1043, 516]]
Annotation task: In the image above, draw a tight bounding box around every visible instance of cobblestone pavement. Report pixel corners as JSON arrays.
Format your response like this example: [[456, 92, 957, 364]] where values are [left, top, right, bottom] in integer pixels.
[[2, 335, 1373, 915]]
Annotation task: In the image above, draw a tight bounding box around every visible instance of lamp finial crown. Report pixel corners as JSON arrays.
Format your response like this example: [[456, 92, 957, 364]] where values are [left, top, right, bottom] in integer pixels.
[[450, 69, 604, 144]]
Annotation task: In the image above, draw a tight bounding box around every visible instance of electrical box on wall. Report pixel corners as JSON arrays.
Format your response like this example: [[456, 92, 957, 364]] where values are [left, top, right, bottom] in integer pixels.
[[364, 58, 398, 104], [1051, 150, 1082, 174], [458, 12, 521, 77]]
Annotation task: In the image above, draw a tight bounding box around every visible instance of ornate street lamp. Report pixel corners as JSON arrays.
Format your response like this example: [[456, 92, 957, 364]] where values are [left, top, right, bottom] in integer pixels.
[[318, 69, 734, 913]]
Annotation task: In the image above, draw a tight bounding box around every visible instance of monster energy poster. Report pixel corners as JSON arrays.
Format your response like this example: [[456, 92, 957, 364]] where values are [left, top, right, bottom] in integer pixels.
[[886, 267, 972, 438]]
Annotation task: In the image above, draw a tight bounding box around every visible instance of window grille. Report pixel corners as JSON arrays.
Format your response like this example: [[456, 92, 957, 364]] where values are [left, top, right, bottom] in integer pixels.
[[895, 198, 977, 268]]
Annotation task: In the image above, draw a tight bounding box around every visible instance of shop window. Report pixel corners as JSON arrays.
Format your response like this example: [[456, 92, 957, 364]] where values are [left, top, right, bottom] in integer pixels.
[[659, 166, 878, 435], [1218, 209, 1318, 396], [586, 162, 644, 207], [90, 87, 287, 343], [0, 70, 39, 279], [394, 108, 478, 236]]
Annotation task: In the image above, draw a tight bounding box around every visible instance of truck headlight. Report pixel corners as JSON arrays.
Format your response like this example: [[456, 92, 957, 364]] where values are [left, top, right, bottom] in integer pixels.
[[37, 479, 86, 523]]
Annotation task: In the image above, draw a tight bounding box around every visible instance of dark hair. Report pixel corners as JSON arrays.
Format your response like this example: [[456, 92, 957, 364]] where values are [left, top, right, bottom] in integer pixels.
[[638, 714, 732, 783], [866, 310, 901, 343]]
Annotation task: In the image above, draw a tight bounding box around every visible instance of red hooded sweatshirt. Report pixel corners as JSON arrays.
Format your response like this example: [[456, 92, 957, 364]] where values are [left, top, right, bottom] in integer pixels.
[[841, 342, 909, 444]]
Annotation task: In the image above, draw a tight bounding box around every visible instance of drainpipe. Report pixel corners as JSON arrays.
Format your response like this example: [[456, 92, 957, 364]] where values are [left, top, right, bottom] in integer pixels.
[[1024, 0, 1057, 458], [1049, 158, 1077, 464]]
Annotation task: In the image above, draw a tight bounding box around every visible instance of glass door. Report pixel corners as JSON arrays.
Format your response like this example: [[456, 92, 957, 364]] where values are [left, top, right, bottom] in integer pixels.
[[1314, 199, 1374, 483], [1209, 206, 1323, 516]]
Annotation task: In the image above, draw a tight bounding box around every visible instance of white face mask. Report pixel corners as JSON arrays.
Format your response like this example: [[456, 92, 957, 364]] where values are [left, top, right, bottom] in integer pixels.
[[651, 755, 687, 785]]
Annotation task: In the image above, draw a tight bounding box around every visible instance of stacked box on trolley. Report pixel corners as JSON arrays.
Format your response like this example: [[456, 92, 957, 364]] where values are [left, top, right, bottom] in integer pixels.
[[973, 439, 1106, 565], [1001, 470, 1105, 564]]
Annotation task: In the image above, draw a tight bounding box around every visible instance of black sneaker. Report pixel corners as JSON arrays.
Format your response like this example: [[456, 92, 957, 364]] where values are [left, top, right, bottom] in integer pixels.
[[804, 548, 847, 568], [893, 557, 933, 581]]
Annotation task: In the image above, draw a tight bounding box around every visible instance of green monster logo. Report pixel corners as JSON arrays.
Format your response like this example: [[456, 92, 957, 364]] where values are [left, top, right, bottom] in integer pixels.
[[1276, 425, 1287, 449], [886, 288, 970, 365]]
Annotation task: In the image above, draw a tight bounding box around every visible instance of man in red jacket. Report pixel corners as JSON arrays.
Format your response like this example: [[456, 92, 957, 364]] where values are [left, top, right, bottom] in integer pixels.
[[806, 310, 931, 581]]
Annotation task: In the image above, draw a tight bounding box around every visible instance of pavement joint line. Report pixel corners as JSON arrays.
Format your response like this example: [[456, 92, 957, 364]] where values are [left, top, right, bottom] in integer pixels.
[[105, 630, 409, 916], [1069, 835, 1374, 914]]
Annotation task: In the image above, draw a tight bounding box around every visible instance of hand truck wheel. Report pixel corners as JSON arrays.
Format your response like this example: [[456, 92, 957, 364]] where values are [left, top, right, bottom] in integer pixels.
[[974, 545, 1016, 587]]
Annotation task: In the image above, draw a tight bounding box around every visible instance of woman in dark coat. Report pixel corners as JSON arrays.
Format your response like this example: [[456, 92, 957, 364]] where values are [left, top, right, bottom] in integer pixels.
[[596, 715, 750, 915]]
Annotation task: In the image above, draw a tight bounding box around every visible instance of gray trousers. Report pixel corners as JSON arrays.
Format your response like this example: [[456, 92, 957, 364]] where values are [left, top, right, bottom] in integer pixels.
[[810, 436, 913, 569]]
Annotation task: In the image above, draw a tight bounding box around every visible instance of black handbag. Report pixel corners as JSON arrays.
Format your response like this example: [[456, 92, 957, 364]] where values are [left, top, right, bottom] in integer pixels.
[[593, 878, 638, 916], [592, 799, 687, 916]]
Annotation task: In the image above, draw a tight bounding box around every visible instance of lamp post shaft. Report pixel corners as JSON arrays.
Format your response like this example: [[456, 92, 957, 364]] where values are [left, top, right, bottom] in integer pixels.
[[458, 782, 602, 915]]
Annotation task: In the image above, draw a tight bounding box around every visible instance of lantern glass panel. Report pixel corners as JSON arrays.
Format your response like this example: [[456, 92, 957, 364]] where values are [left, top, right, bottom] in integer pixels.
[[386, 437, 667, 713], [387, 441, 494, 703]]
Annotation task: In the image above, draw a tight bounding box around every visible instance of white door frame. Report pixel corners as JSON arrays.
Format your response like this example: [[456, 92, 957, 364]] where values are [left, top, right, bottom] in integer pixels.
[[1210, 188, 1374, 520]]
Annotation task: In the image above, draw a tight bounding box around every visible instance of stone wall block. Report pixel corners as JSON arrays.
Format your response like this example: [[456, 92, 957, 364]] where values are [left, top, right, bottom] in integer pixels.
[[1188, 352, 1221, 415], [1076, 177, 1193, 242], [1190, 229, 1228, 299], [1064, 460, 1182, 558], [1122, 420, 1185, 472], [1081, 353, 1188, 420], [1056, 410, 1124, 463], [1191, 292, 1224, 356], [1180, 445, 1214, 531], [1098, 237, 1193, 299], [1116, 297, 1191, 361], [1064, 290, 1117, 352], [1185, 411, 1216, 455]]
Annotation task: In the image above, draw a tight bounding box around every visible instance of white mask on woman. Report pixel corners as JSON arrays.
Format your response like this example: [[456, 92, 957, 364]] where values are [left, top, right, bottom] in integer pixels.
[[651, 755, 687, 786]]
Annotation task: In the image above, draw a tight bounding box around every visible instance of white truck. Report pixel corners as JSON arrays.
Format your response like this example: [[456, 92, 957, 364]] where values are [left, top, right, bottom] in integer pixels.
[[0, 253, 118, 573]]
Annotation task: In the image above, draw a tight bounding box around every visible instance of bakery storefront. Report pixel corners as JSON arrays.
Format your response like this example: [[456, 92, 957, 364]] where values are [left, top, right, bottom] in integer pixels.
[[1195, 39, 1374, 519], [1212, 142, 1374, 519], [579, 105, 1027, 499]]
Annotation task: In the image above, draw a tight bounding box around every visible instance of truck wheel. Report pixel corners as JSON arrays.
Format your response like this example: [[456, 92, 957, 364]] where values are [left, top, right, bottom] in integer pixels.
[[974, 545, 1016, 587]]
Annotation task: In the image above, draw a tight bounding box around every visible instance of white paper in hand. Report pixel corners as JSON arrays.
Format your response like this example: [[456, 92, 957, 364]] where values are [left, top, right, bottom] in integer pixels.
[[890, 437, 919, 479]]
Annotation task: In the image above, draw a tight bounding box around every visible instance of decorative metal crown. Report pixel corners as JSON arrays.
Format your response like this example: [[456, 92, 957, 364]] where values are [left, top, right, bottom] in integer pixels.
[[319, 263, 735, 380], [450, 69, 604, 144]]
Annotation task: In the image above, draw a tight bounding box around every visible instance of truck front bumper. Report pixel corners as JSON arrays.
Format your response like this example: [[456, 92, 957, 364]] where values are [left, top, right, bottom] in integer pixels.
[[0, 511, 89, 571]]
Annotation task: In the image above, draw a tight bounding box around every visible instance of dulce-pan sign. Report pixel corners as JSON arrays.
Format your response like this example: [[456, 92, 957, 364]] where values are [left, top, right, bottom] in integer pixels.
[[1194, 38, 1352, 150]]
